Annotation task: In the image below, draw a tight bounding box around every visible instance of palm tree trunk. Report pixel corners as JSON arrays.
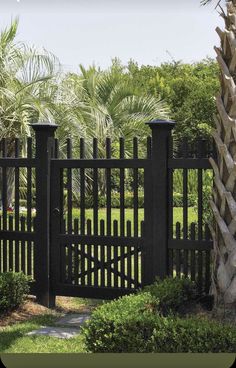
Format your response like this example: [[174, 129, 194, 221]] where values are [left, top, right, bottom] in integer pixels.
[[210, 0, 236, 315]]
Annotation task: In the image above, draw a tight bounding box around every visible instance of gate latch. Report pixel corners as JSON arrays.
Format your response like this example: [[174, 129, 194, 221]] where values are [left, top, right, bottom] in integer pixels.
[[52, 208, 60, 215]]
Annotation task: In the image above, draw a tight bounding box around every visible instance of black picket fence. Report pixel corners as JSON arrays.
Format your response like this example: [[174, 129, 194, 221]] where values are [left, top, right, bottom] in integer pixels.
[[0, 120, 214, 307]]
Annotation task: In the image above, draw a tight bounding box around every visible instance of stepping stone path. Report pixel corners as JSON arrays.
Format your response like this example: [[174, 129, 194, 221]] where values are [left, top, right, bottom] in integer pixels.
[[26, 313, 90, 339], [56, 313, 90, 327]]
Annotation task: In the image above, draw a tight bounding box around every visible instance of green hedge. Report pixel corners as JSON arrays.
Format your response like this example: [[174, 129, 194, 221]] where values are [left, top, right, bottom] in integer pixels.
[[172, 192, 196, 207], [18, 190, 196, 209], [82, 292, 159, 353], [82, 291, 236, 353], [80, 192, 196, 208], [0, 272, 30, 313], [152, 316, 236, 353], [144, 276, 197, 315]]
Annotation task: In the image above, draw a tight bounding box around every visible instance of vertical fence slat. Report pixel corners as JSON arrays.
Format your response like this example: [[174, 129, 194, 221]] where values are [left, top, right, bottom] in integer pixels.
[[126, 220, 132, 289], [74, 218, 79, 285], [133, 138, 139, 288], [20, 216, 26, 273], [190, 223, 196, 281], [143, 149, 153, 286], [93, 138, 99, 287], [27, 138, 32, 276], [80, 138, 86, 285], [147, 136, 152, 159], [100, 219, 105, 287], [60, 219, 66, 284], [14, 139, 20, 272], [197, 140, 205, 241], [168, 137, 174, 276], [80, 138, 85, 235], [133, 137, 138, 237], [106, 138, 112, 287], [119, 137, 125, 288], [197, 140, 205, 292], [66, 139, 73, 234], [182, 139, 188, 277], [54, 138, 59, 159], [33, 217, 36, 280], [66, 139, 73, 284], [205, 224, 211, 293], [9, 215, 13, 271], [175, 222, 181, 277], [2, 139, 7, 273], [113, 220, 119, 288], [87, 219, 92, 286], [140, 220, 145, 285], [93, 138, 98, 235], [120, 138, 125, 236]]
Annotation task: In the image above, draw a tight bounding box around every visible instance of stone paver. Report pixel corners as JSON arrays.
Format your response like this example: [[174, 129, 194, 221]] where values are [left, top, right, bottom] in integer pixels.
[[55, 313, 90, 327], [27, 326, 80, 339], [25, 313, 91, 339]]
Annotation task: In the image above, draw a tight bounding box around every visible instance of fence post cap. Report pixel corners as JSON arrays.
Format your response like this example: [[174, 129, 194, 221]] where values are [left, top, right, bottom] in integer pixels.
[[145, 119, 175, 130], [29, 122, 58, 132]]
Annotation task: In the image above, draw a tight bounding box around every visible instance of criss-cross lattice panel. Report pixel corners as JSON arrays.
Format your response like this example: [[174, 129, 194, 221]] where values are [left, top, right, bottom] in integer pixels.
[[60, 237, 142, 290]]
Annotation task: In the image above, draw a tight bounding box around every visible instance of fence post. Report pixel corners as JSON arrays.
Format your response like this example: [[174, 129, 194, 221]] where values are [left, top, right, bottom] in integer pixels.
[[31, 122, 58, 308], [146, 119, 175, 280]]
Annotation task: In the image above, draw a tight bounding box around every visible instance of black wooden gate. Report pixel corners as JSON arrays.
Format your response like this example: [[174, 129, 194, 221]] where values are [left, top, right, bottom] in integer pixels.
[[50, 157, 151, 299]]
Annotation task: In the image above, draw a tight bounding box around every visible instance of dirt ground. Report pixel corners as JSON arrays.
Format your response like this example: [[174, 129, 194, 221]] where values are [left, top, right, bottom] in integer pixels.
[[0, 295, 97, 327]]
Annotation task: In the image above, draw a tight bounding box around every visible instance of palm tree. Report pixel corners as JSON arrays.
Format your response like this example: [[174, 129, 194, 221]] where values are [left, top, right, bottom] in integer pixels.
[[201, 0, 236, 315], [0, 19, 60, 140], [61, 63, 169, 157], [0, 19, 60, 206], [58, 63, 170, 195]]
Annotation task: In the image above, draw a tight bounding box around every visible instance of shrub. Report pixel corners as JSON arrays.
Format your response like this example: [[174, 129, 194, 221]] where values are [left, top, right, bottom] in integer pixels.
[[79, 191, 145, 209], [151, 316, 236, 353], [173, 192, 196, 207], [0, 272, 30, 313], [83, 293, 236, 353], [143, 277, 197, 315], [82, 292, 159, 353]]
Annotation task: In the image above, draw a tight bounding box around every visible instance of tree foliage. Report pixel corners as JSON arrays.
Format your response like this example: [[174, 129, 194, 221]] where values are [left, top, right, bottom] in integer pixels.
[[126, 58, 219, 142]]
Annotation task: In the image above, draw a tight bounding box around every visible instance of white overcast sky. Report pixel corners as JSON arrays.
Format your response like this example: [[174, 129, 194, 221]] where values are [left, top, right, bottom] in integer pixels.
[[0, 0, 225, 72]]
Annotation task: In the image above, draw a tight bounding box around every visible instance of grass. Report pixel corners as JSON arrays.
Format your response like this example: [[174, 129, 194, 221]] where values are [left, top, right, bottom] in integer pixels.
[[1, 207, 197, 236], [0, 296, 107, 353], [69, 207, 197, 235], [0, 295, 104, 353], [72, 207, 197, 223], [0, 314, 86, 353]]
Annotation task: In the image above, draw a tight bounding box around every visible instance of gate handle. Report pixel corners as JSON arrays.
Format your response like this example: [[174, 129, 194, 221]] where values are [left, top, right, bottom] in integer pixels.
[[52, 208, 60, 215]]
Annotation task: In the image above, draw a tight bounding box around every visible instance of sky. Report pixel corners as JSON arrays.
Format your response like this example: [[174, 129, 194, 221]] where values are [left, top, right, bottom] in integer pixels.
[[0, 0, 225, 72]]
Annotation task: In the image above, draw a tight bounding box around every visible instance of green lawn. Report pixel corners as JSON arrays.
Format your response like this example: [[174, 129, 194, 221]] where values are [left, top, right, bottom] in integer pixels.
[[70, 207, 197, 235], [0, 314, 86, 353], [72, 207, 196, 223], [2, 207, 197, 235], [2, 207, 197, 225]]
